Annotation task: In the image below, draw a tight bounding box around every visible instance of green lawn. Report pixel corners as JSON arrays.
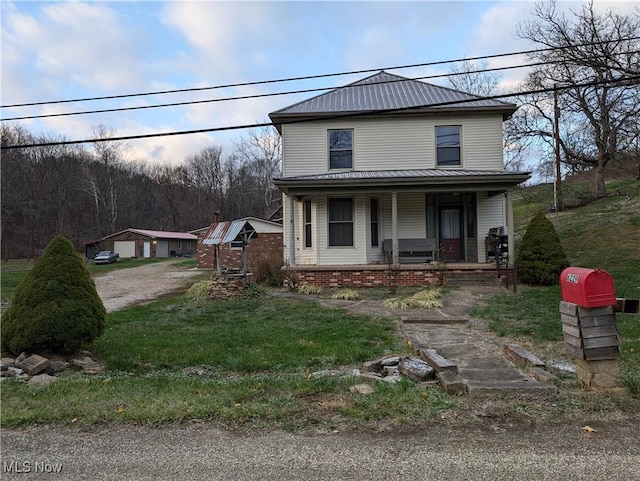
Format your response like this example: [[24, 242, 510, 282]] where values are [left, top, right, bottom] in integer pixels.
[[2, 293, 463, 428], [94, 296, 402, 373]]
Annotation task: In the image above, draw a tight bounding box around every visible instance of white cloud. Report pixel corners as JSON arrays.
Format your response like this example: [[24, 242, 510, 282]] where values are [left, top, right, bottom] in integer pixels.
[[160, 2, 281, 81]]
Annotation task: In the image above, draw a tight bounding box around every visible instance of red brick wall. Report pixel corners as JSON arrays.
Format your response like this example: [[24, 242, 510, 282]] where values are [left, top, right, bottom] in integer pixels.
[[289, 268, 440, 288], [286, 265, 513, 288], [197, 233, 283, 272]]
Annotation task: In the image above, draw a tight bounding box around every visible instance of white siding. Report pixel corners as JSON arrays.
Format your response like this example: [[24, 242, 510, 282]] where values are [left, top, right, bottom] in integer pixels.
[[378, 193, 426, 244], [398, 193, 426, 237], [476, 192, 505, 262], [282, 194, 291, 264], [282, 115, 505, 176], [245, 219, 282, 234]]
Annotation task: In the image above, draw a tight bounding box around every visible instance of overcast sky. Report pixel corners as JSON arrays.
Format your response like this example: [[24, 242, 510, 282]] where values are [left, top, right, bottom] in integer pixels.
[[1, 0, 637, 165]]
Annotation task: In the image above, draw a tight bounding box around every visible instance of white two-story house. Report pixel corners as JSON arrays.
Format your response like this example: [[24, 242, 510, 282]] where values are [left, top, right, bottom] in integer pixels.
[[269, 71, 530, 287]]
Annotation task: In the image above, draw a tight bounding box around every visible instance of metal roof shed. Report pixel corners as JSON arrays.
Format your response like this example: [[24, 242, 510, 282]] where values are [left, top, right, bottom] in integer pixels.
[[202, 220, 258, 274]]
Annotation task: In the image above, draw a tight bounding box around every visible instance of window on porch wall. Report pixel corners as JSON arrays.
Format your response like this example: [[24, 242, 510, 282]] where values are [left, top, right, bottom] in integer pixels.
[[303, 200, 312, 248], [370, 198, 379, 247], [328, 198, 353, 246]]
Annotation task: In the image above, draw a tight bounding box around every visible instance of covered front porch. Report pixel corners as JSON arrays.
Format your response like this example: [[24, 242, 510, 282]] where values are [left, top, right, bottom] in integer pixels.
[[275, 169, 528, 288]]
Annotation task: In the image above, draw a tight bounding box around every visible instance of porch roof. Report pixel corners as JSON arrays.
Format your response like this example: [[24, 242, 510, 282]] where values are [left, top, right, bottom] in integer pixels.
[[274, 169, 531, 195]]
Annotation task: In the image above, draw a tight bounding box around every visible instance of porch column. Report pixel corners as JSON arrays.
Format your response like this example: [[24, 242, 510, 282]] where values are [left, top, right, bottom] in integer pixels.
[[392, 191, 399, 265], [506, 190, 515, 267], [288, 195, 296, 265]]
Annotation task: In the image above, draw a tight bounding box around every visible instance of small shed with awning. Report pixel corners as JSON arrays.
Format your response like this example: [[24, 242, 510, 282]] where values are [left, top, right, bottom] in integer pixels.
[[201, 220, 258, 274]]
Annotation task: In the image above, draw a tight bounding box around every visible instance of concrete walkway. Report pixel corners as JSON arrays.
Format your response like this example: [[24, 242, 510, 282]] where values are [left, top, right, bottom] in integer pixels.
[[403, 322, 556, 394], [398, 287, 557, 394]]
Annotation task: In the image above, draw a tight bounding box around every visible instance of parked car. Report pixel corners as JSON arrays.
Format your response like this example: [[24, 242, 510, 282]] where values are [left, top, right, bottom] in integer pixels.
[[94, 251, 119, 264]]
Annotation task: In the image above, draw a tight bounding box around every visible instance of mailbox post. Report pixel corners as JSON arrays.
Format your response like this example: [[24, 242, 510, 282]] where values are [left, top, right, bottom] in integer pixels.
[[559, 267, 624, 391]]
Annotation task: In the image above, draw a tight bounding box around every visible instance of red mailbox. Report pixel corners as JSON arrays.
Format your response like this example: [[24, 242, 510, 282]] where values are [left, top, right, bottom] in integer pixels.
[[560, 267, 616, 308]]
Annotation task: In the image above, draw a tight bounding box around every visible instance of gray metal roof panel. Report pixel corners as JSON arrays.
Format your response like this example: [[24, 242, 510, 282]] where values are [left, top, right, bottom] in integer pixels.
[[275, 169, 529, 182], [202, 220, 257, 245], [270, 71, 515, 117]]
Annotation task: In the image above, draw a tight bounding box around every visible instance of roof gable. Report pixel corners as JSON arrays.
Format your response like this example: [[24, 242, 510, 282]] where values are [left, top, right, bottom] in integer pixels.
[[270, 71, 516, 122], [102, 228, 197, 241]]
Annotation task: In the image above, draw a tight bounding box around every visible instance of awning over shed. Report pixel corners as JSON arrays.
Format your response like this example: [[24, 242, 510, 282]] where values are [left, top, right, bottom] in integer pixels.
[[202, 220, 258, 246]]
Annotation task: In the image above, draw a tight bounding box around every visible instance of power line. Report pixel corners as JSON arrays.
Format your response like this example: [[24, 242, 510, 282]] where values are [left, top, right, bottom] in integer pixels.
[[3, 74, 639, 151], [0, 59, 555, 122], [5, 49, 639, 123], [3, 36, 638, 110]]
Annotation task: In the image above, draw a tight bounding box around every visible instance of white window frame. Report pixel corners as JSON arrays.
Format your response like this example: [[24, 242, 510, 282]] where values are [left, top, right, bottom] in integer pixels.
[[303, 199, 312, 248], [328, 129, 354, 170], [436, 125, 462, 167], [327, 197, 354, 247]]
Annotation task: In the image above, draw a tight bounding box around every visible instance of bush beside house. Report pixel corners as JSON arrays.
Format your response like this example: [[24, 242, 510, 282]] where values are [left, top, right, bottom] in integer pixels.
[[1, 236, 106, 355], [516, 212, 569, 286]]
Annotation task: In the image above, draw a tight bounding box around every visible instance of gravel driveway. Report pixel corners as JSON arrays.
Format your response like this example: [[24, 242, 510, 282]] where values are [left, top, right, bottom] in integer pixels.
[[92, 260, 204, 312]]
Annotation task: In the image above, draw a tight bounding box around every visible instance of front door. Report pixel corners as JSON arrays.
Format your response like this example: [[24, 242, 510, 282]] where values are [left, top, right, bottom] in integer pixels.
[[143, 242, 151, 258], [439, 207, 463, 262]]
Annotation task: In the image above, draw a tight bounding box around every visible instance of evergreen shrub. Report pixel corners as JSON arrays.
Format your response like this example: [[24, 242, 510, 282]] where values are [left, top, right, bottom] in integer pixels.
[[1, 235, 106, 354], [516, 212, 569, 286]]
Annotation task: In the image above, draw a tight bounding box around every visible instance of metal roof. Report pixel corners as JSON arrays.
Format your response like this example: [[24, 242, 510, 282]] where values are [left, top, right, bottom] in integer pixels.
[[102, 228, 197, 241], [274, 169, 531, 195], [202, 220, 258, 246], [276, 169, 529, 182], [269, 71, 517, 123]]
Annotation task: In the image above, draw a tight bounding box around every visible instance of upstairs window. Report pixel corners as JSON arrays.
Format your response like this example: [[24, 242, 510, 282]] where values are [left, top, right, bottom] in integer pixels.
[[328, 198, 354, 246], [328, 129, 353, 169], [436, 126, 461, 167]]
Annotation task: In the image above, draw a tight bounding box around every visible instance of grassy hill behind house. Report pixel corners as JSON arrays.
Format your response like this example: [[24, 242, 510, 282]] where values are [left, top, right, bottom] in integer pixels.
[[475, 178, 640, 392]]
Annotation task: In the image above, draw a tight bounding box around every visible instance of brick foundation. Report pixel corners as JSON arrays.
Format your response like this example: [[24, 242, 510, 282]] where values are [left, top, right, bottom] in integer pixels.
[[285, 264, 512, 289]]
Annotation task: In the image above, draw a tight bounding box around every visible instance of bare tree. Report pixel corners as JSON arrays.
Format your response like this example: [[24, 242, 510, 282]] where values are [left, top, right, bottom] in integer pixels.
[[448, 59, 502, 97], [516, 0, 640, 196], [233, 126, 282, 217], [185, 145, 227, 219], [83, 126, 132, 235], [447, 60, 527, 171]]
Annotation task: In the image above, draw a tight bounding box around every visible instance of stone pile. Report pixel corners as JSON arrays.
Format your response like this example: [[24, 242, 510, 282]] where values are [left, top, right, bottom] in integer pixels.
[[362, 354, 436, 383], [0, 350, 104, 387], [310, 354, 437, 390]]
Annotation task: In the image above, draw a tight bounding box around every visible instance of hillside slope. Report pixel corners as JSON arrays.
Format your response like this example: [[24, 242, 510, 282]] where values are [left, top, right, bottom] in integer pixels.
[[513, 179, 640, 296]]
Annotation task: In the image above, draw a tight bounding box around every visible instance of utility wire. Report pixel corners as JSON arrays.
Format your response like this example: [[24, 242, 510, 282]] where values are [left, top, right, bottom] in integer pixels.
[[3, 74, 639, 150], [3, 35, 639, 109], [0, 59, 554, 122], [4, 49, 639, 122]]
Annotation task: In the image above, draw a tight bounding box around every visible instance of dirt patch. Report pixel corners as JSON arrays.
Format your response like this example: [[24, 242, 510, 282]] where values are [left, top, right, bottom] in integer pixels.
[[93, 261, 206, 312], [276, 285, 500, 322]]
